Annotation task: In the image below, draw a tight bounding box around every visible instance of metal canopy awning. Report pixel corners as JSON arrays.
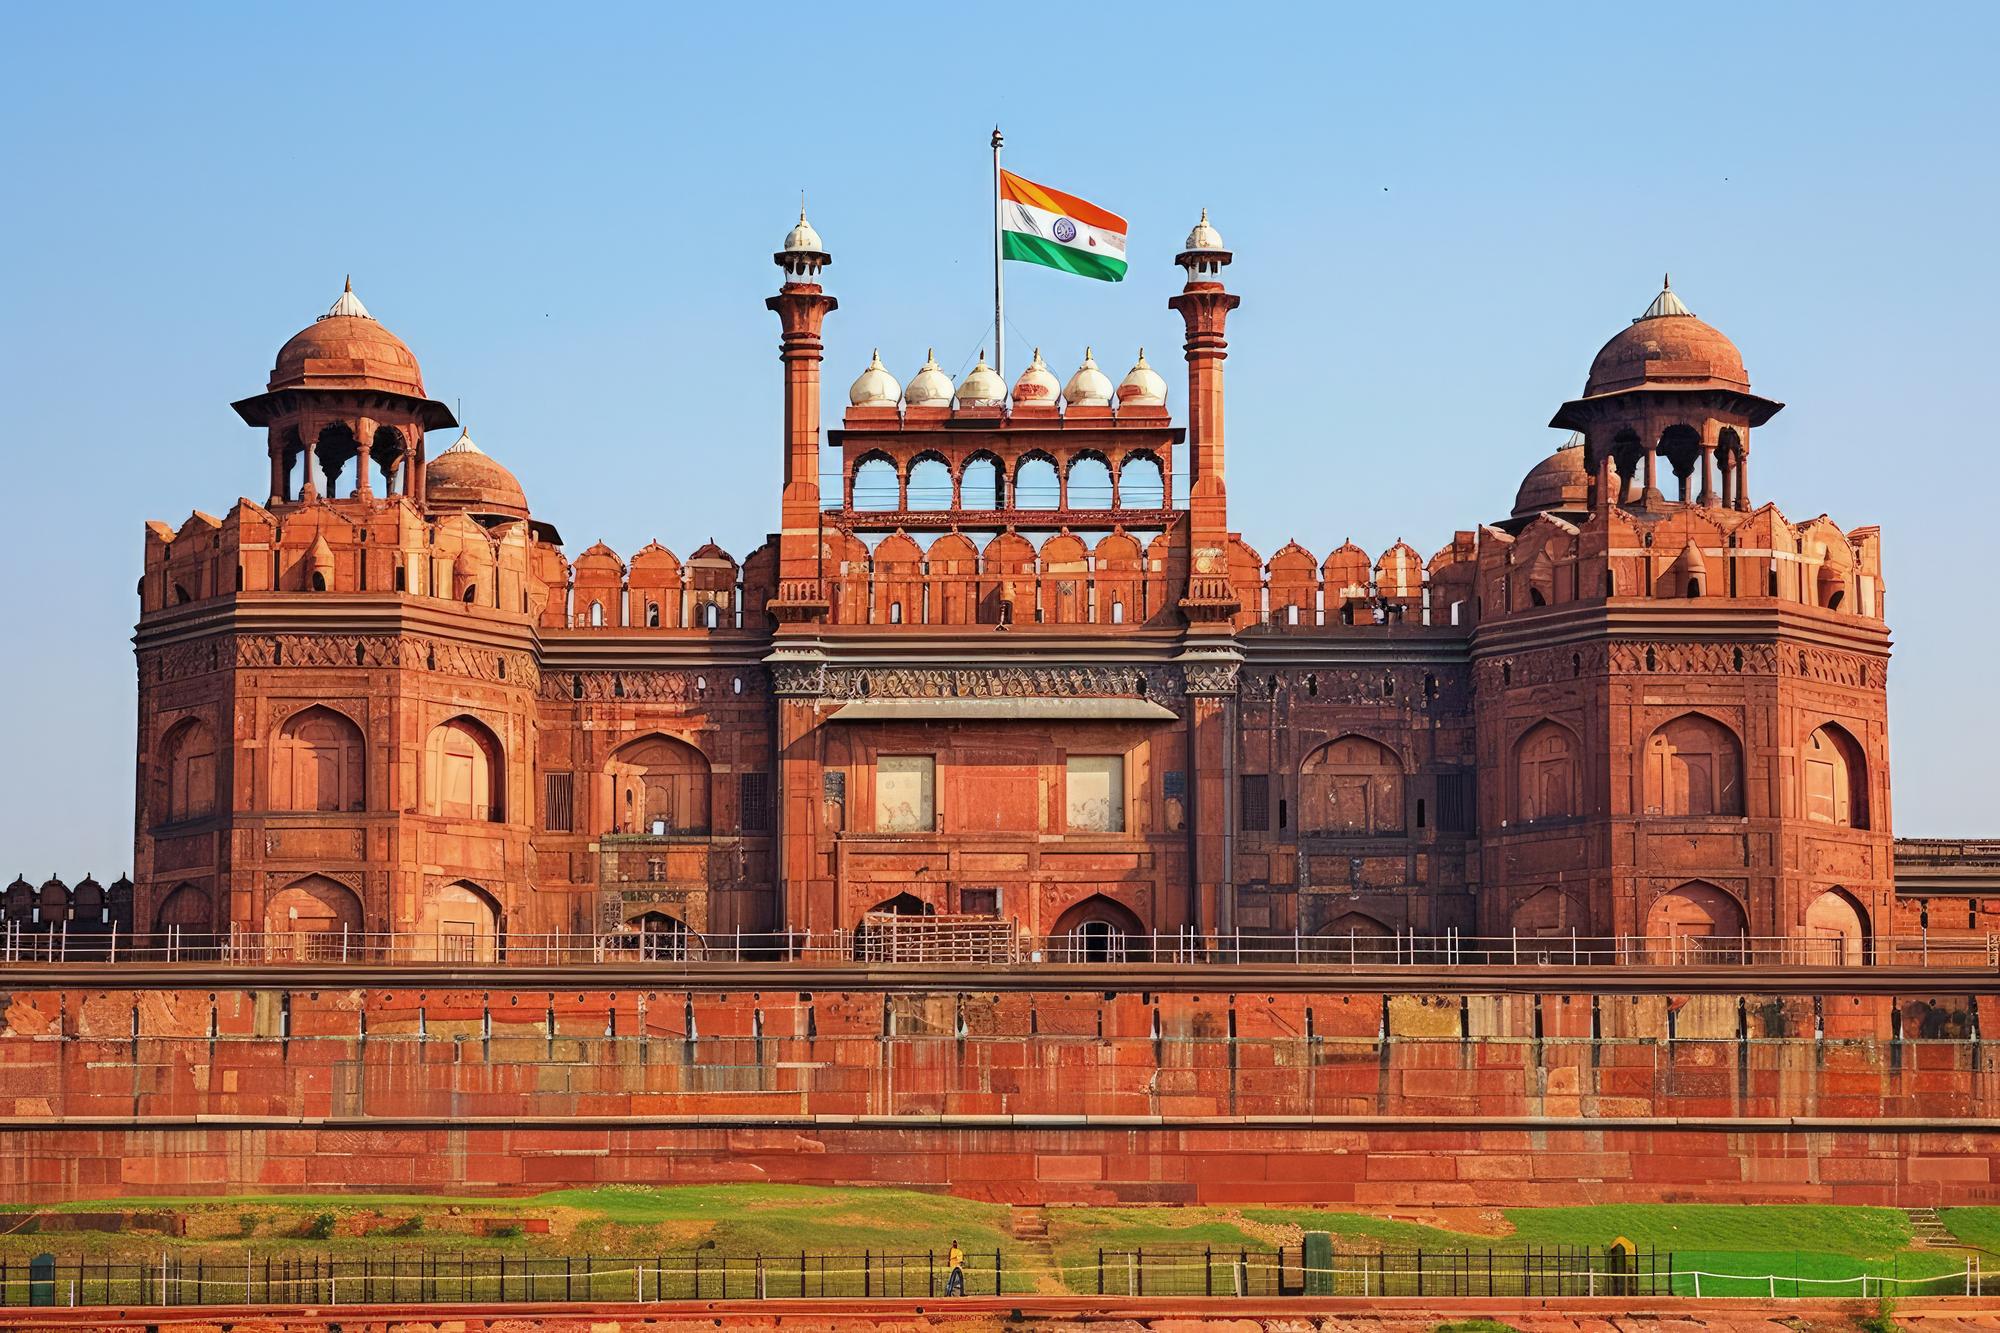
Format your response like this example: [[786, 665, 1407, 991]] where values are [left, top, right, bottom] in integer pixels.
[[826, 697, 1177, 723]]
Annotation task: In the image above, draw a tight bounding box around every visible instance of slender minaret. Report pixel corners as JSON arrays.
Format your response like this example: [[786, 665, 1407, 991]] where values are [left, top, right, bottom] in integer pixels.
[[1168, 210, 1241, 620], [766, 205, 837, 622], [1168, 210, 1245, 942]]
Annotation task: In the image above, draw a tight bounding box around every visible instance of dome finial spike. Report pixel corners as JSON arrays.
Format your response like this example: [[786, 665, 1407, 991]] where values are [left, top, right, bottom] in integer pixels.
[[344, 274, 352, 293]]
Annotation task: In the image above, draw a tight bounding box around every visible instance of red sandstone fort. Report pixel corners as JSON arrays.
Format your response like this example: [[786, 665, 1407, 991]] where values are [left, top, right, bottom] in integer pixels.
[[100, 207, 1916, 961], [0, 208, 1995, 1220]]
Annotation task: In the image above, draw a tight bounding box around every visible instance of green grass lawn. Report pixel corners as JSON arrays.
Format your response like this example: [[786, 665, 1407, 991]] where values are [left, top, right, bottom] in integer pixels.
[[0, 1189, 1980, 1299]]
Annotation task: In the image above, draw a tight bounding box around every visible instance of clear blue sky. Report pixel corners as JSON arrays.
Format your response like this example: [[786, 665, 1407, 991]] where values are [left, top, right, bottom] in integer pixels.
[[2, 3, 1993, 874]]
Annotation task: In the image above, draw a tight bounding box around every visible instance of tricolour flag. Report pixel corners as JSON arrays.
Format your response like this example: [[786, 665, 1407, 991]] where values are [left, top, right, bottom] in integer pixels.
[[1000, 170, 1128, 283]]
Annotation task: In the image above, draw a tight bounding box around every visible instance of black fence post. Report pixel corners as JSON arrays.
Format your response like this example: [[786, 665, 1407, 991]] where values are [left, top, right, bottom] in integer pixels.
[[994, 1249, 1002, 1296], [1206, 1245, 1214, 1296]]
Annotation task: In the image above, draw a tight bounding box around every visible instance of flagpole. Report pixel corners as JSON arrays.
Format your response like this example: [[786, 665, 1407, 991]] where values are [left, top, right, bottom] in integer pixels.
[[992, 125, 1004, 384]]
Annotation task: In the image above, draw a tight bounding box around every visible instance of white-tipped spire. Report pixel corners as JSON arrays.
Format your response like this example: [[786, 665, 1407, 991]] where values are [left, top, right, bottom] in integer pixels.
[[1063, 346, 1114, 407], [906, 348, 953, 407], [956, 349, 1006, 408], [1117, 347, 1169, 408], [442, 427, 483, 456], [1012, 347, 1061, 407], [322, 275, 372, 321], [1638, 273, 1693, 321], [848, 349, 902, 408]]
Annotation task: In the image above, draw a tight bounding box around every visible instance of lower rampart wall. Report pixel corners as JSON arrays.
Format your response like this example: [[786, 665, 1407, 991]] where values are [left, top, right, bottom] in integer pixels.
[[5, 1123, 1996, 1207], [0, 984, 1992, 1206]]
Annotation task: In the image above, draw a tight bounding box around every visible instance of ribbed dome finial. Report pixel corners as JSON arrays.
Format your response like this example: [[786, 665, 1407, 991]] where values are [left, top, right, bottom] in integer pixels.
[[1637, 275, 1694, 322], [323, 278, 372, 321]]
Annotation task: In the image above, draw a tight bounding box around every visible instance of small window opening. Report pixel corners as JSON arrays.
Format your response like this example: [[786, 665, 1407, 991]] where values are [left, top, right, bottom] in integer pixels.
[[1502, 662, 1512, 686], [1645, 647, 1657, 672], [310, 572, 327, 593], [1416, 798, 1426, 829], [1571, 652, 1582, 677], [463, 585, 477, 603], [1733, 647, 1744, 672], [571, 676, 583, 700], [1277, 798, 1288, 830]]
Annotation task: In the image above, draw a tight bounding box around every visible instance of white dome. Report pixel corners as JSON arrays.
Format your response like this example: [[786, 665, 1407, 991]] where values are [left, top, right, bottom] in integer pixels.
[[1062, 347, 1114, 407], [849, 349, 901, 408], [1012, 347, 1060, 408], [781, 207, 825, 255], [905, 349, 953, 408], [1183, 207, 1225, 253], [957, 351, 1005, 408], [1117, 348, 1168, 408]]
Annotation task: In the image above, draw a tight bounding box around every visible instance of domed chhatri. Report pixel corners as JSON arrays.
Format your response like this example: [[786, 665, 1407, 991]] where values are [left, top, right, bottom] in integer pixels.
[[1012, 348, 1061, 408], [905, 349, 953, 408], [1063, 347, 1114, 407], [956, 351, 1006, 408], [849, 349, 901, 408], [269, 278, 426, 397], [424, 428, 529, 522], [1117, 348, 1168, 408], [781, 205, 824, 256], [1511, 432, 1591, 518], [1582, 275, 1749, 398], [1183, 207, 1225, 253]]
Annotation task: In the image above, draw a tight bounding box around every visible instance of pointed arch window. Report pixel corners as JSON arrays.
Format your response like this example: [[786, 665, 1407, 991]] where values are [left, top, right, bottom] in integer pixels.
[[1514, 721, 1578, 823], [272, 707, 365, 812]]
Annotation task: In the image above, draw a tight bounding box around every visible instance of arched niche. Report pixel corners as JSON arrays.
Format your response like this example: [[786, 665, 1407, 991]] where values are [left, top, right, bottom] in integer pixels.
[[1645, 880, 1747, 962], [272, 705, 365, 813], [154, 882, 214, 934], [1642, 713, 1743, 816], [606, 733, 711, 835], [423, 716, 504, 822], [417, 880, 501, 962], [1803, 887, 1869, 965], [1049, 894, 1146, 962], [158, 717, 217, 824], [264, 874, 364, 957], [1299, 735, 1405, 835], [1804, 723, 1868, 829], [1513, 720, 1579, 823], [1308, 910, 1395, 963]]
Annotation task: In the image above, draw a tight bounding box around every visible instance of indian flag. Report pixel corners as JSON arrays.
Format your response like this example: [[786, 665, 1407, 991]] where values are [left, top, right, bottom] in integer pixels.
[[1001, 170, 1128, 282]]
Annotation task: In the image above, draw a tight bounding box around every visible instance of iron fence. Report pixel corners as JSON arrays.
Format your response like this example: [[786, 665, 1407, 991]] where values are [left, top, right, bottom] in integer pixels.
[[0, 1245, 1984, 1307], [3, 921, 1994, 969], [0, 1248, 1005, 1306]]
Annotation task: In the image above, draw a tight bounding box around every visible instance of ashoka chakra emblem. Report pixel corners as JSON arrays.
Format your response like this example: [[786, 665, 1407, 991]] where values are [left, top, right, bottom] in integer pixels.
[[1052, 217, 1078, 243]]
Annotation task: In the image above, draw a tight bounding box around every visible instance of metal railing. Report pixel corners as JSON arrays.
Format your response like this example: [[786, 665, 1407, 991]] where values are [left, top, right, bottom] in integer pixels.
[[0, 1249, 1004, 1306], [0, 1244, 1983, 1306], [2, 921, 1993, 969]]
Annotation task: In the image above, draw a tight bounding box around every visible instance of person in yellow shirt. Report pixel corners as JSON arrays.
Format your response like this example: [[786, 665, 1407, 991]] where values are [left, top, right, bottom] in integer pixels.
[[946, 1240, 965, 1295]]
